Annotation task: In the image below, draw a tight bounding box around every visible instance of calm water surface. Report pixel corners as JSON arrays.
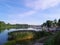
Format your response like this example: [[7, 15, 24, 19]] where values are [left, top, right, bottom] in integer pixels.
[[0, 29, 17, 45], [0, 29, 42, 45]]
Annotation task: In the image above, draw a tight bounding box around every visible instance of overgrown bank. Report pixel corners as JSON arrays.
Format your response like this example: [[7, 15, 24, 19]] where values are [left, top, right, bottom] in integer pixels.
[[5, 31, 52, 45]]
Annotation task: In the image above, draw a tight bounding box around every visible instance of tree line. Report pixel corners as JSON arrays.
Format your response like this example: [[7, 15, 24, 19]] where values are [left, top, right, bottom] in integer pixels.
[[0, 21, 29, 29], [42, 19, 60, 28], [0, 19, 60, 29]]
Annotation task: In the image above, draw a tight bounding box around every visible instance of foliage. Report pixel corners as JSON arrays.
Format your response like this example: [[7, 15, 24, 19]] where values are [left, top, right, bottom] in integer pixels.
[[0, 21, 6, 28], [44, 31, 60, 45], [46, 20, 53, 27], [42, 19, 60, 27], [58, 19, 60, 27], [5, 31, 36, 45], [0, 21, 29, 30]]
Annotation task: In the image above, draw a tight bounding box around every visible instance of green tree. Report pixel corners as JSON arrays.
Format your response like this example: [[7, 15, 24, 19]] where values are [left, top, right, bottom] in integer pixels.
[[0, 21, 6, 28], [46, 20, 53, 27], [42, 23, 46, 27], [57, 19, 60, 27], [53, 19, 57, 27], [46, 20, 53, 31]]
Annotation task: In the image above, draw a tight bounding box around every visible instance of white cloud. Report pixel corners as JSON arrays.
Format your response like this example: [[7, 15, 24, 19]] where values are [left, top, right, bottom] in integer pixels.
[[39, 13, 60, 20], [19, 10, 36, 17], [25, 0, 60, 10], [8, 10, 36, 19], [2, 0, 60, 24], [4, 0, 60, 18], [17, 0, 60, 18], [46, 14, 60, 19]]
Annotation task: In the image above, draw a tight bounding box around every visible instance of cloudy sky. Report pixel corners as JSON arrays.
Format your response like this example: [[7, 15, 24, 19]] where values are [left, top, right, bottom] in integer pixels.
[[0, 0, 60, 25]]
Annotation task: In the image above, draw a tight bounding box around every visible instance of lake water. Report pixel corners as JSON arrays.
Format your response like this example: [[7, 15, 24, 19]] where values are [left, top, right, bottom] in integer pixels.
[[0, 29, 17, 45], [0, 28, 43, 45]]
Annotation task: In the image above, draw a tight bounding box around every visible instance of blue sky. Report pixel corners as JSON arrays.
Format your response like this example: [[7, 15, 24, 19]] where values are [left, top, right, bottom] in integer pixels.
[[0, 0, 60, 25]]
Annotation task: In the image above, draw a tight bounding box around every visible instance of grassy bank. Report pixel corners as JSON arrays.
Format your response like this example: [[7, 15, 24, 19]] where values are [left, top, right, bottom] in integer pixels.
[[5, 30, 52, 45]]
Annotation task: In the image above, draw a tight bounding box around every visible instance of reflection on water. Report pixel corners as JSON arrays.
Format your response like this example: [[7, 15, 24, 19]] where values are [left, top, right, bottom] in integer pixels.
[[0, 30, 8, 45], [0, 28, 5, 33], [0, 28, 16, 45], [0, 28, 42, 45]]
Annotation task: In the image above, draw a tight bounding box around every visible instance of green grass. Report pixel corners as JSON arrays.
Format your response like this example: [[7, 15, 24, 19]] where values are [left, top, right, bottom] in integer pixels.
[[5, 31, 52, 45], [9, 32, 35, 40], [44, 31, 60, 45], [5, 31, 35, 45]]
